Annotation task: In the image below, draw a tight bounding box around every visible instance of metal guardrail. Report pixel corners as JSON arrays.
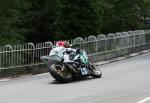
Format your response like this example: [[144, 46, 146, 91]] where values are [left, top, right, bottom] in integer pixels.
[[0, 30, 150, 69]]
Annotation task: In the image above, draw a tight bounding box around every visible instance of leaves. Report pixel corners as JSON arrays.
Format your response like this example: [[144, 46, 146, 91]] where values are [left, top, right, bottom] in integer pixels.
[[0, 0, 26, 45], [0, 0, 150, 45]]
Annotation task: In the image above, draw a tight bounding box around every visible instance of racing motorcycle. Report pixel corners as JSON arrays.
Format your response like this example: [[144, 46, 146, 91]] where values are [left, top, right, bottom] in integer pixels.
[[40, 46, 102, 83]]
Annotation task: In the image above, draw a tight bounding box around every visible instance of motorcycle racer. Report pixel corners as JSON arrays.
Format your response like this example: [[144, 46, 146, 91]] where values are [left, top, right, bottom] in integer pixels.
[[56, 41, 79, 62]]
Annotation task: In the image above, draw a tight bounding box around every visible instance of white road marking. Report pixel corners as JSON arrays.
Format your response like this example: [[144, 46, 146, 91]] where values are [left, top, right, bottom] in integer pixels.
[[142, 50, 149, 53], [116, 57, 126, 61], [0, 79, 10, 82], [137, 97, 150, 103], [36, 73, 49, 77], [130, 53, 138, 57]]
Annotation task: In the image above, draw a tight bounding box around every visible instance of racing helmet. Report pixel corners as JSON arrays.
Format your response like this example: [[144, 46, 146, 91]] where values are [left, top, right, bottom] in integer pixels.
[[56, 41, 65, 47], [64, 41, 71, 48]]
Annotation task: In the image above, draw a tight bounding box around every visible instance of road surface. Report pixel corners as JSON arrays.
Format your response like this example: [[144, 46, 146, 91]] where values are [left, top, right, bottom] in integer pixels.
[[0, 52, 150, 103]]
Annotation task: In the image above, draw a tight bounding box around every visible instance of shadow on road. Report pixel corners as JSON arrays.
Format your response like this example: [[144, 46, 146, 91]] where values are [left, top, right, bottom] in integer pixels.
[[49, 77, 99, 85]]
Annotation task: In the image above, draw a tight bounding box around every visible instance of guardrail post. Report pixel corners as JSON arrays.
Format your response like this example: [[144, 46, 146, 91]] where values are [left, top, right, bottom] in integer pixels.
[[122, 32, 130, 55], [88, 36, 97, 54], [97, 34, 107, 53], [128, 31, 135, 53], [115, 32, 123, 56], [133, 30, 140, 52], [107, 33, 116, 59], [73, 37, 84, 50], [144, 30, 150, 49], [0, 45, 13, 68]]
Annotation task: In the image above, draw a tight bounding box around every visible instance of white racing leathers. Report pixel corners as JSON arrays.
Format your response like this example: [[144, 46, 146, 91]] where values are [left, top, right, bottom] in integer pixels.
[[63, 48, 76, 63], [49, 46, 76, 63]]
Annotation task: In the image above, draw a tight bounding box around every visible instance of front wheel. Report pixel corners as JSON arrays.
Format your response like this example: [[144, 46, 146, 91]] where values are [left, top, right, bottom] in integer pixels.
[[89, 63, 102, 78], [49, 64, 73, 83]]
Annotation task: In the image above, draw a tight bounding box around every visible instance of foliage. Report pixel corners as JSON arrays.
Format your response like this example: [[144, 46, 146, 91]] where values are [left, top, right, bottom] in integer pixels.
[[21, 0, 59, 43], [0, 0, 150, 45], [53, 0, 103, 39], [0, 0, 26, 46], [101, 0, 150, 33]]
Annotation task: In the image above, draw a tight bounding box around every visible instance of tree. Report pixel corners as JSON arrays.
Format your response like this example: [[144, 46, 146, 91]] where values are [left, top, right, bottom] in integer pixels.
[[0, 0, 150, 45], [138, 0, 150, 27], [22, 0, 59, 43], [101, 0, 150, 33], [54, 0, 103, 39], [22, 0, 104, 42], [0, 0, 26, 46]]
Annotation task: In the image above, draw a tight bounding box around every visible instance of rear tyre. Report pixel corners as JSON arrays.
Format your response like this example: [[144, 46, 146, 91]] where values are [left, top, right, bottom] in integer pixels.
[[89, 63, 102, 78], [49, 64, 73, 83]]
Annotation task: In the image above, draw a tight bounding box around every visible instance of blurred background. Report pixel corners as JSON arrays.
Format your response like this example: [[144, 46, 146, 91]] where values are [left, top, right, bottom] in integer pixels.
[[0, 0, 150, 45]]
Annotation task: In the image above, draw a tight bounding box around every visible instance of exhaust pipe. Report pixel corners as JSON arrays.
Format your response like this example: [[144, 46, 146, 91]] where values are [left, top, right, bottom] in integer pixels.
[[67, 64, 79, 73]]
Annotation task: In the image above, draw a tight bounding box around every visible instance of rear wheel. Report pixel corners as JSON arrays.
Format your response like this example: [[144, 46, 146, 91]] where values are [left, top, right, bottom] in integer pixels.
[[49, 64, 73, 83], [89, 63, 102, 78]]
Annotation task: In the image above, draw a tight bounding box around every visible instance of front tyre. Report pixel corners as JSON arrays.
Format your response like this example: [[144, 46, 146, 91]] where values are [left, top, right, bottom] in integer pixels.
[[49, 64, 73, 83], [89, 64, 102, 78]]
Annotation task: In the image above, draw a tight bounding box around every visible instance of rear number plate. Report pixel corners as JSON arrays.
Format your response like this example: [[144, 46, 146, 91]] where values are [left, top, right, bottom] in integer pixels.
[[81, 68, 88, 75]]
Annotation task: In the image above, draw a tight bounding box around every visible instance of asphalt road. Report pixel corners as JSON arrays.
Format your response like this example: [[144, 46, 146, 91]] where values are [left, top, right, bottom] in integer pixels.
[[0, 52, 150, 103]]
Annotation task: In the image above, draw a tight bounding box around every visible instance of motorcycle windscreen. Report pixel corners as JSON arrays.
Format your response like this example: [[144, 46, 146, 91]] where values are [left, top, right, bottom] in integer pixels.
[[80, 51, 88, 64]]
